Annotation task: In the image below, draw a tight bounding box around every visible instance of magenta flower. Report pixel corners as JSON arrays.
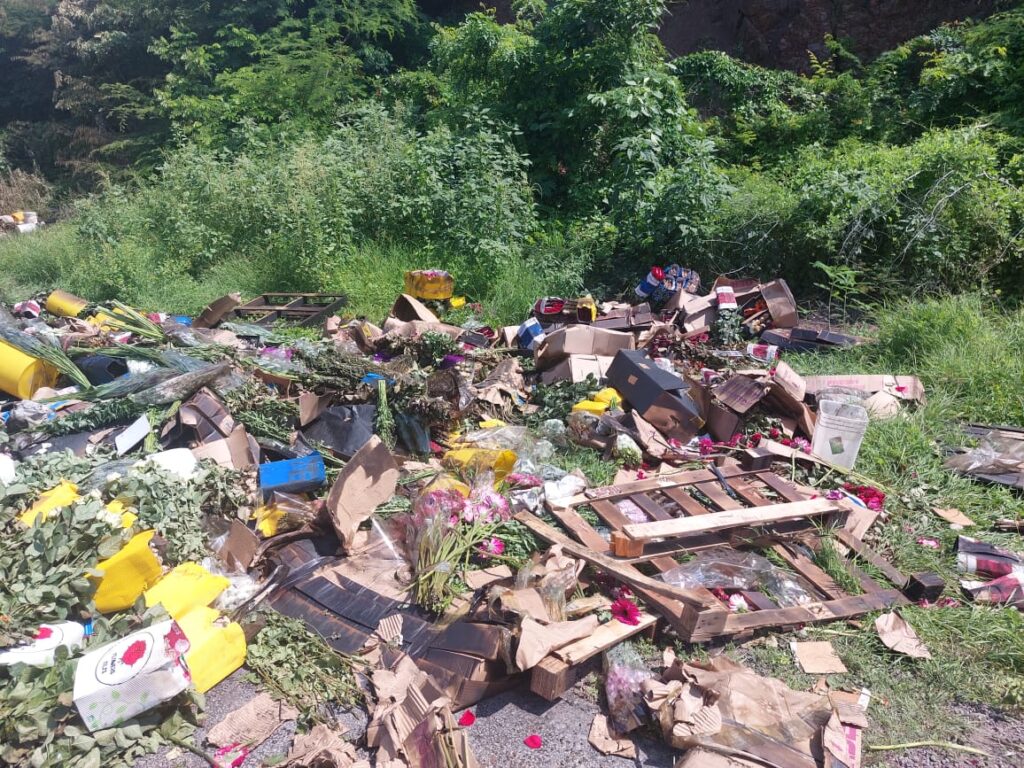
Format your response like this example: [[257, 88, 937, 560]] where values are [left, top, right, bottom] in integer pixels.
[[478, 537, 505, 557]]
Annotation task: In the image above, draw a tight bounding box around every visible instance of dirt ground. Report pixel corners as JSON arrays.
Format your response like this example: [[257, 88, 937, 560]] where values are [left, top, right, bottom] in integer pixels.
[[136, 671, 1022, 768]]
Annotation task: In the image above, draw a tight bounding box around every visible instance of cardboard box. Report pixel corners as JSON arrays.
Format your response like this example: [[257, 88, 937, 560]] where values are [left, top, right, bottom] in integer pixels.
[[760, 279, 798, 328], [535, 326, 635, 370], [540, 355, 614, 385], [74, 620, 192, 732], [606, 350, 704, 440]]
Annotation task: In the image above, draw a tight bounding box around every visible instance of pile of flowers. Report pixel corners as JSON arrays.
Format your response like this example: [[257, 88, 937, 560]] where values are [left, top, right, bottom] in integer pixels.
[[404, 484, 515, 613], [698, 428, 809, 457], [840, 483, 886, 511]]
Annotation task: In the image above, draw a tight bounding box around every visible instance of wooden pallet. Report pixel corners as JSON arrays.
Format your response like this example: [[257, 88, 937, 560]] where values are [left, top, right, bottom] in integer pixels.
[[232, 293, 347, 327], [522, 465, 927, 642]]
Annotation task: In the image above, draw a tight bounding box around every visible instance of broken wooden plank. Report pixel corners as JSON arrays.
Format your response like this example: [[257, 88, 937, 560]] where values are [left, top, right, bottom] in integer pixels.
[[834, 529, 908, 588], [622, 498, 840, 541], [553, 612, 658, 665], [530, 613, 657, 700]]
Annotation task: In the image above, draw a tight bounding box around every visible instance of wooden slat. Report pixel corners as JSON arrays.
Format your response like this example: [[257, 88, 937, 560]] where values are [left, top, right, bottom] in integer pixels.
[[661, 486, 715, 517], [715, 590, 907, 636], [546, 505, 611, 554], [623, 498, 838, 541], [694, 481, 742, 511], [592, 501, 682, 573], [590, 499, 634, 530], [756, 471, 813, 502], [629, 493, 673, 521], [834, 529, 908, 589]]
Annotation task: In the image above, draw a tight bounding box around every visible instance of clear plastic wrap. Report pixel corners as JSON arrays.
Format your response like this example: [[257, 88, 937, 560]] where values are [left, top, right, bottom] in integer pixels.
[[660, 548, 817, 607], [253, 492, 317, 537], [604, 642, 653, 733]]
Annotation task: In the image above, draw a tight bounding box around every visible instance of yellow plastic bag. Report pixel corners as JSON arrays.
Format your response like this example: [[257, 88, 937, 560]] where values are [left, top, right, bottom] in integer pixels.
[[144, 562, 230, 620], [592, 388, 623, 409], [571, 399, 609, 415], [421, 473, 471, 498], [176, 606, 246, 693], [403, 270, 454, 300], [92, 531, 163, 613], [443, 448, 517, 483]]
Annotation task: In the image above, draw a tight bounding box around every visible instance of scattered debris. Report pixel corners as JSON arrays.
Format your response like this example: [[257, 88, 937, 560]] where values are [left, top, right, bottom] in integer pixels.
[[0, 271, 961, 767], [792, 640, 848, 674], [875, 612, 932, 659]]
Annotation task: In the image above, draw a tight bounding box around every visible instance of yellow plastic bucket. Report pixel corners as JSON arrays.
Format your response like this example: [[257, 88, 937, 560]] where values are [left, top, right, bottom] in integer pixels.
[[0, 340, 59, 399], [45, 290, 89, 318]]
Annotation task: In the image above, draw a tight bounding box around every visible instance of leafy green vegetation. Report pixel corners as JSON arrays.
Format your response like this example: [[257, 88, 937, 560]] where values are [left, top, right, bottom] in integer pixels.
[[4, 4, 1024, 313]]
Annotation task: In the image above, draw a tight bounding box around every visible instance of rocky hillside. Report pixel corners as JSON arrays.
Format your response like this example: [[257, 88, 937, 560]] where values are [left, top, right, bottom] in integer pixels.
[[660, 0, 1002, 69]]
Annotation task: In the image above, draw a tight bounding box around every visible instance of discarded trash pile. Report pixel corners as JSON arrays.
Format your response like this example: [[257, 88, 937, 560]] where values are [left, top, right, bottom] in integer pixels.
[[0, 210, 41, 235], [1, 270, 1014, 768]]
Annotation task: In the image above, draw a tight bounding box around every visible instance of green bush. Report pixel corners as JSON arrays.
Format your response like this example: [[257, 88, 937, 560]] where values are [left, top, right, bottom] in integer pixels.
[[700, 127, 1024, 296]]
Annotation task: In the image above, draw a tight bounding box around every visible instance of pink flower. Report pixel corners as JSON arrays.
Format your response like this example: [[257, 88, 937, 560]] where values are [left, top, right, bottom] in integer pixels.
[[635, 469, 647, 480], [769, 428, 781, 439], [34, 627, 53, 640], [214, 744, 248, 768], [610, 597, 641, 626], [792, 437, 811, 453], [458, 710, 476, 727], [478, 537, 505, 557], [826, 489, 843, 501], [698, 437, 715, 456], [506, 473, 542, 489], [524, 734, 543, 749], [895, 385, 907, 393], [466, 488, 511, 523], [917, 537, 941, 550]]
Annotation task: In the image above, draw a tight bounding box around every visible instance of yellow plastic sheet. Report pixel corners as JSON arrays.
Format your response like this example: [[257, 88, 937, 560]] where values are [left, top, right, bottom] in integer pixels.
[[176, 606, 246, 693], [92, 531, 163, 613], [19, 481, 80, 527], [144, 562, 229, 620], [20, 483, 136, 528], [592, 388, 623, 408], [571, 399, 609, 415]]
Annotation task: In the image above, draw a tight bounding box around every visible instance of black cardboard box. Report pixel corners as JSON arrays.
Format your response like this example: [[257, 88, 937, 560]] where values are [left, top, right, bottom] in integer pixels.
[[607, 350, 704, 440]]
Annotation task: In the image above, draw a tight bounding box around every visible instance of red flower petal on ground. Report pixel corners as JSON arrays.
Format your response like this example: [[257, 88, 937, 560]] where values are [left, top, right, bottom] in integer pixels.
[[610, 597, 641, 626], [34, 627, 53, 640], [524, 734, 543, 749], [458, 710, 476, 727], [121, 639, 148, 666]]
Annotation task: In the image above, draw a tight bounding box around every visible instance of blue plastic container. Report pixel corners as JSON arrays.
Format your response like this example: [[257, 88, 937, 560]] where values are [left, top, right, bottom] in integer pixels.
[[259, 453, 326, 496], [517, 318, 546, 351]]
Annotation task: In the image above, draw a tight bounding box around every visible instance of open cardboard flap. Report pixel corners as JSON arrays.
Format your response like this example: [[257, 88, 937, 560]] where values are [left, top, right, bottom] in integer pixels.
[[325, 435, 400, 551]]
